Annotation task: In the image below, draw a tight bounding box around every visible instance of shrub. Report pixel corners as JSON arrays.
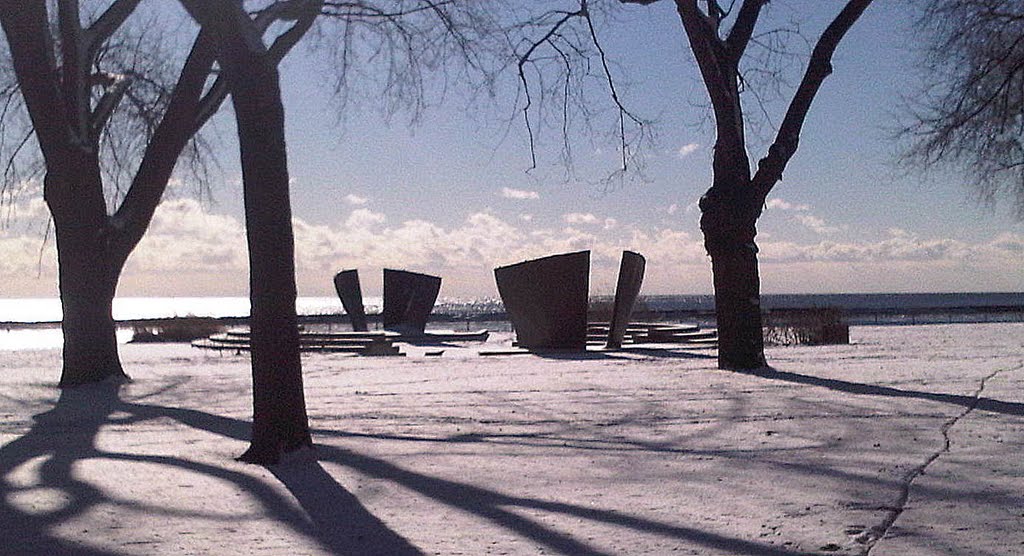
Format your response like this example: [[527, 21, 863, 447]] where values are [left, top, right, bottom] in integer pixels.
[[763, 307, 849, 346]]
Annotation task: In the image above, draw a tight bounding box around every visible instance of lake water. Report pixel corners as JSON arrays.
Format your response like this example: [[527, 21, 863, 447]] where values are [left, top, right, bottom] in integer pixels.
[[2, 292, 1022, 351]]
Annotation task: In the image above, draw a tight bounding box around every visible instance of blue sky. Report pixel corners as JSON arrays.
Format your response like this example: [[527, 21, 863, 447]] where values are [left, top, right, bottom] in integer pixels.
[[2, 1, 1022, 299]]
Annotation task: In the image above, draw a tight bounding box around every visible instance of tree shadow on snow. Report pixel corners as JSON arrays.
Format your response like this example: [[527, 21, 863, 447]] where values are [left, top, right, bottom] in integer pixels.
[[0, 378, 819, 556], [526, 347, 717, 361], [0, 380, 420, 556], [737, 366, 1024, 417]]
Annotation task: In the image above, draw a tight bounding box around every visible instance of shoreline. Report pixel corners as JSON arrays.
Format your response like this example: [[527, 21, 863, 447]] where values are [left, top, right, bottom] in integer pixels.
[[3, 304, 1024, 330]]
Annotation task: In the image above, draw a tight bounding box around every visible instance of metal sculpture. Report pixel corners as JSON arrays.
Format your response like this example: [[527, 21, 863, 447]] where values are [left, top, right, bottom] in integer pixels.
[[494, 250, 590, 349], [333, 269, 368, 332], [606, 251, 646, 349], [382, 269, 442, 334]]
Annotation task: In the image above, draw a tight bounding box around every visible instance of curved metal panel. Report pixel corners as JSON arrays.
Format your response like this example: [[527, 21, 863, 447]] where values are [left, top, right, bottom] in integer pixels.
[[606, 251, 646, 349], [383, 269, 442, 334], [333, 269, 368, 332], [494, 250, 590, 349]]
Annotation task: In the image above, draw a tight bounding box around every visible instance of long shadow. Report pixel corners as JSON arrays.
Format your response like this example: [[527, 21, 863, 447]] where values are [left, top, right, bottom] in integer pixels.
[[1, 382, 125, 555], [311, 443, 812, 556], [109, 395, 816, 555], [0, 381, 421, 556], [26, 371, 1006, 556], [270, 458, 421, 555], [118, 402, 816, 555], [527, 347, 717, 361], [736, 366, 1024, 417]]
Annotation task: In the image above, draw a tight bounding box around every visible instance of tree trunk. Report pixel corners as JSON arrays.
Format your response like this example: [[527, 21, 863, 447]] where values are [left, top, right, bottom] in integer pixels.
[[700, 187, 767, 370], [231, 44, 311, 466], [707, 241, 766, 370], [56, 237, 125, 387], [47, 157, 130, 387], [177, 0, 314, 465]]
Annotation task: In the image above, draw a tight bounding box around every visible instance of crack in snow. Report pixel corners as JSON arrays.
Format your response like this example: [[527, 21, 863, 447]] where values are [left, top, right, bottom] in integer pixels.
[[858, 360, 1024, 554]]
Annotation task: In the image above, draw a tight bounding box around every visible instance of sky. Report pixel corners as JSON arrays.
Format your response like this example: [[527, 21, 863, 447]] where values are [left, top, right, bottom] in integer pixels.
[[1, 1, 1022, 300]]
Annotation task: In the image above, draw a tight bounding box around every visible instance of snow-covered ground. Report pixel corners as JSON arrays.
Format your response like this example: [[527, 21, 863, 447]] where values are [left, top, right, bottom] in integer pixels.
[[1, 323, 1022, 555]]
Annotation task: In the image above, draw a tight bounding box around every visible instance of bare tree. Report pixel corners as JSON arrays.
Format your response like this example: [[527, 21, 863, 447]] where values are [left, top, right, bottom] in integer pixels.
[[899, 0, 1024, 219], [178, 0, 321, 464], [1, 0, 218, 386], [515, 1, 874, 369], [0, 2, 318, 387]]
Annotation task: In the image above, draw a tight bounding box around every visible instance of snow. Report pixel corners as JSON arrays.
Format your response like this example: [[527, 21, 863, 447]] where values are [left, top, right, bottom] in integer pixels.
[[1, 323, 1022, 555]]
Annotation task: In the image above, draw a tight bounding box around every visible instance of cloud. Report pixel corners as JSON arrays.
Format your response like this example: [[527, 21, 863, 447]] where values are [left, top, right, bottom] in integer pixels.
[[343, 194, 368, 205], [677, 143, 700, 158], [794, 214, 840, 235], [760, 231, 977, 263], [764, 198, 839, 234], [345, 208, 386, 230], [501, 187, 540, 200], [563, 212, 599, 225], [128, 199, 248, 273], [765, 198, 810, 212], [667, 203, 679, 215], [991, 232, 1024, 253], [2, 195, 1021, 297]]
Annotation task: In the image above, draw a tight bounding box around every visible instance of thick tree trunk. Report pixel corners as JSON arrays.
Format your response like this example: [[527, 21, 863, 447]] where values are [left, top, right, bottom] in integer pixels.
[[700, 187, 767, 370], [48, 158, 129, 387], [707, 240, 766, 370], [231, 46, 311, 466], [55, 239, 125, 387]]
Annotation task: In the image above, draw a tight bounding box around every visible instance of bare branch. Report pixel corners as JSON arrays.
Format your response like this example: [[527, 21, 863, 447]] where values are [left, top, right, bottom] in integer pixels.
[[108, 29, 219, 263], [582, 3, 646, 172], [267, 0, 324, 64], [725, 0, 767, 63], [516, 7, 585, 170], [90, 72, 132, 141], [85, 0, 142, 59], [898, 0, 1024, 218], [0, 2, 69, 162], [195, 74, 228, 129], [752, 0, 874, 204]]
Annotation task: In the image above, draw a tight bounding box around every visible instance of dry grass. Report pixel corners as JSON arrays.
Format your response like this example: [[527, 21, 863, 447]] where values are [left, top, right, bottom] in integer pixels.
[[763, 307, 849, 346]]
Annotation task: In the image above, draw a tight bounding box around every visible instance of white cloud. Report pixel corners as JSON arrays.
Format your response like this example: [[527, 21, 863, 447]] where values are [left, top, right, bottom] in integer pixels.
[[2, 194, 1021, 297], [345, 208, 386, 230], [991, 232, 1024, 253], [501, 187, 540, 200], [760, 233, 976, 263], [343, 194, 368, 205], [794, 214, 840, 235], [667, 203, 679, 215], [765, 198, 810, 212], [677, 143, 700, 158], [563, 212, 599, 225], [519, 214, 533, 222], [129, 199, 248, 273]]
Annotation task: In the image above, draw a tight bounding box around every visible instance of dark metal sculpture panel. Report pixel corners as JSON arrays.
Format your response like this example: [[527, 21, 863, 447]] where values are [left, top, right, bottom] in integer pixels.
[[606, 251, 646, 349], [494, 250, 590, 349], [333, 269, 368, 332], [382, 269, 442, 334]]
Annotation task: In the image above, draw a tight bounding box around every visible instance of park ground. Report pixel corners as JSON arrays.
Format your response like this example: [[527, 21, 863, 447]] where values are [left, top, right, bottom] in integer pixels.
[[1, 323, 1022, 555]]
